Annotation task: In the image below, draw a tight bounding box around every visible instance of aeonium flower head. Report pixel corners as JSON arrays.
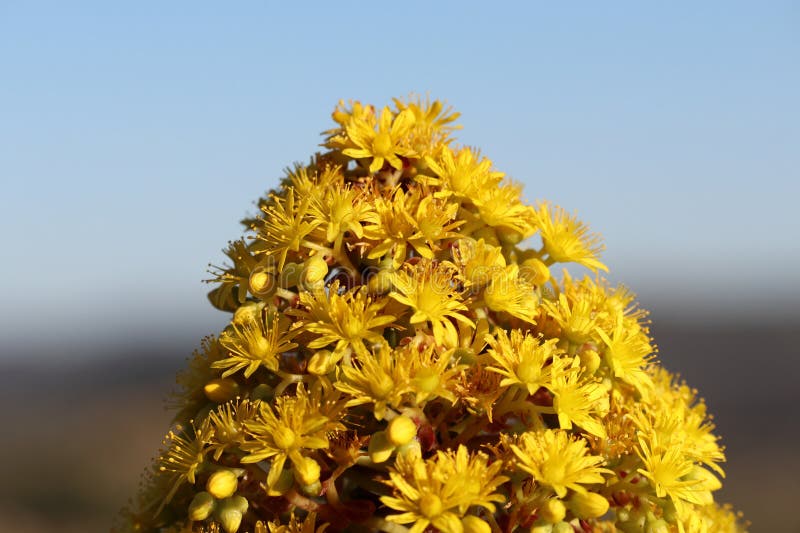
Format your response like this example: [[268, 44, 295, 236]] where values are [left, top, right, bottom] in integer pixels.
[[120, 96, 746, 533]]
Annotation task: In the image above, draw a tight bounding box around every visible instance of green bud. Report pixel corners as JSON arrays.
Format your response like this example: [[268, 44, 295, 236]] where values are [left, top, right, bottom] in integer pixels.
[[250, 383, 274, 402], [188, 491, 215, 521], [552, 523, 573, 533], [645, 515, 670, 533], [215, 498, 243, 533]]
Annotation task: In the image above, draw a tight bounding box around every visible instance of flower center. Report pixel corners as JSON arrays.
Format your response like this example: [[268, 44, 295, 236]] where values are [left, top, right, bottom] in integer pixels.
[[373, 132, 393, 158], [419, 493, 443, 518]]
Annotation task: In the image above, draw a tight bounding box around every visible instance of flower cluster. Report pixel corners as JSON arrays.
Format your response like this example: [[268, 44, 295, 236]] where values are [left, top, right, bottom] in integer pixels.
[[118, 97, 746, 533]]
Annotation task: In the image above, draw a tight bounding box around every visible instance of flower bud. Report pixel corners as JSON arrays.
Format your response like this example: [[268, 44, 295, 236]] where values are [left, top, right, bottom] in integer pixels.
[[250, 383, 274, 402], [367, 269, 394, 294], [579, 349, 601, 375], [303, 254, 329, 285], [300, 479, 322, 497], [386, 415, 417, 446], [206, 469, 238, 499], [249, 270, 275, 297], [529, 524, 553, 533], [497, 226, 524, 245], [551, 523, 573, 533], [229, 495, 248, 513], [232, 302, 264, 325], [307, 350, 338, 375], [395, 439, 421, 457], [188, 491, 215, 521], [368, 431, 394, 463], [568, 491, 609, 518], [645, 515, 670, 533], [462, 515, 491, 533], [215, 498, 243, 533], [204, 378, 240, 403], [293, 455, 321, 486], [521, 257, 551, 285], [539, 499, 566, 524], [279, 262, 303, 288]]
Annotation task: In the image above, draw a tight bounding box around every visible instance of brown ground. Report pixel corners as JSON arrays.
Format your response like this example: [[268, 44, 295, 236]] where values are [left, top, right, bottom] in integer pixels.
[[1, 317, 797, 532]]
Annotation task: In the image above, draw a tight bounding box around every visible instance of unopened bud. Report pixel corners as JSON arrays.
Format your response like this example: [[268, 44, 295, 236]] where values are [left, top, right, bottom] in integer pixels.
[[215, 498, 243, 533], [367, 269, 394, 294], [280, 262, 303, 288], [249, 270, 275, 297], [204, 378, 240, 403], [645, 516, 670, 533], [303, 255, 329, 285], [386, 415, 417, 446], [250, 383, 274, 402], [529, 524, 553, 533], [579, 349, 601, 375], [293, 456, 321, 486], [497, 226, 524, 245], [368, 431, 394, 463], [521, 258, 550, 285], [232, 302, 264, 325], [462, 515, 491, 533], [551, 522, 573, 533], [539, 499, 566, 523], [188, 491, 215, 521], [206, 469, 238, 499], [569, 491, 609, 518], [300, 479, 322, 497], [307, 350, 339, 375]]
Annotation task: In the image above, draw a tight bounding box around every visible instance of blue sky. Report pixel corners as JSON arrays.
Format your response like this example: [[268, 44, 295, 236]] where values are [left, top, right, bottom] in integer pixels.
[[1, 1, 798, 353]]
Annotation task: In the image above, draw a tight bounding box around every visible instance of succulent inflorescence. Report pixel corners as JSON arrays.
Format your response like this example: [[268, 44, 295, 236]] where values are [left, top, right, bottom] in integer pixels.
[[119, 97, 747, 533]]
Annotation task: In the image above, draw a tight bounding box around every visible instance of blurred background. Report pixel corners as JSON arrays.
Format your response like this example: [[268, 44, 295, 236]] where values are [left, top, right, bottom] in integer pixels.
[[1, 1, 798, 532]]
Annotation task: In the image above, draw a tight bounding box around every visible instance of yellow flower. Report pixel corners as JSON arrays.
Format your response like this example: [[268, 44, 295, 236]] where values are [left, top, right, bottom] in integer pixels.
[[421, 146, 503, 200], [546, 355, 610, 438], [637, 437, 713, 515], [510, 429, 610, 498], [393, 95, 461, 154], [451, 238, 507, 290], [335, 341, 409, 420], [482, 263, 539, 324], [241, 385, 345, 489], [633, 368, 725, 476], [403, 342, 466, 405], [257, 188, 320, 270], [157, 419, 214, 510], [207, 239, 264, 309], [342, 106, 417, 173], [486, 329, 559, 395], [364, 187, 461, 268], [291, 283, 395, 360], [381, 445, 508, 533], [308, 178, 377, 250], [390, 260, 474, 348], [543, 293, 601, 345], [595, 313, 654, 398], [207, 399, 261, 461], [212, 309, 298, 378], [533, 202, 607, 272], [471, 180, 537, 240]]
